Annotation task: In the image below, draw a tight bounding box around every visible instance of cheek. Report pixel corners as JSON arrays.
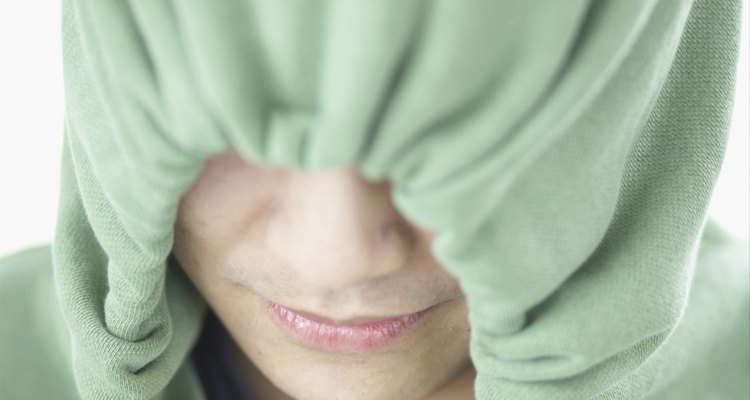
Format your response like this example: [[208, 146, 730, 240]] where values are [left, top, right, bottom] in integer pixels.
[[177, 151, 285, 238], [177, 185, 260, 244], [173, 162, 284, 269]]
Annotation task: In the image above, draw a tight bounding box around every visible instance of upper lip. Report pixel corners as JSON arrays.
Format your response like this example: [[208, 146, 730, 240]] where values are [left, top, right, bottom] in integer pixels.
[[267, 300, 436, 326]]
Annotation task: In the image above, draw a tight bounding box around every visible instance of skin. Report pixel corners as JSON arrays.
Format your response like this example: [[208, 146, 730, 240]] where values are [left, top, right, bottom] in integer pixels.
[[172, 151, 475, 400]]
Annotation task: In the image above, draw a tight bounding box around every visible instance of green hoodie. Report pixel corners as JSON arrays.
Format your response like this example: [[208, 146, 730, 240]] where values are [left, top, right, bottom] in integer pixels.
[[0, 0, 748, 399]]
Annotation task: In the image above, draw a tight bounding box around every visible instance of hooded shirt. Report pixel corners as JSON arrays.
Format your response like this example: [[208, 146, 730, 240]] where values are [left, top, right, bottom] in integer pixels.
[[0, 0, 748, 399]]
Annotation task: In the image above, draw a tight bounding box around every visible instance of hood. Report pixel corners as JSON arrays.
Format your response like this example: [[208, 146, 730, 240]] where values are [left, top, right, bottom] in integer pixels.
[[55, 0, 742, 398]]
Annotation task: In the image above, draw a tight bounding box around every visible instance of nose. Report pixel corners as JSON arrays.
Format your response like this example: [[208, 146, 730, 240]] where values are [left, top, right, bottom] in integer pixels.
[[265, 167, 415, 289]]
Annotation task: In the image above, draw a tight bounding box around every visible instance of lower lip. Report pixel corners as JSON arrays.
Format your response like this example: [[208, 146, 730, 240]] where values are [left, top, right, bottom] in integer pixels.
[[265, 300, 435, 353]]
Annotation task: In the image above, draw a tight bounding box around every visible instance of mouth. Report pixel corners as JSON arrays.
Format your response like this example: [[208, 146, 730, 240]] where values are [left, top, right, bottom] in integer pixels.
[[264, 300, 438, 353]]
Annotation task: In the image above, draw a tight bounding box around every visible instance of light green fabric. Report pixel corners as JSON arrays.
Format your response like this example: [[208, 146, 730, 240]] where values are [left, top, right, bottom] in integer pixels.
[[1, 0, 748, 399]]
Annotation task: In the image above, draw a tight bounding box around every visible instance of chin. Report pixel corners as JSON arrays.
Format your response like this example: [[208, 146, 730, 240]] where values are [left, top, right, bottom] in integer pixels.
[[245, 336, 473, 400], [266, 365, 450, 400]]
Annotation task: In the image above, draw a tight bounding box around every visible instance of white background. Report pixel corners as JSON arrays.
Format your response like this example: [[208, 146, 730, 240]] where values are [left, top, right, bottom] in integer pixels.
[[0, 2, 748, 258]]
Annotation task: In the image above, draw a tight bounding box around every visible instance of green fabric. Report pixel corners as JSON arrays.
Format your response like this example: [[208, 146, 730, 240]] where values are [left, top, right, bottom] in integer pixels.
[[1, 223, 747, 400], [1, 0, 748, 398]]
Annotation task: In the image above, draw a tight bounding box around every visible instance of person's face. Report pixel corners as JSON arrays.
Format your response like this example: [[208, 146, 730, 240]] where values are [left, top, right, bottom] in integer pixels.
[[172, 151, 474, 400]]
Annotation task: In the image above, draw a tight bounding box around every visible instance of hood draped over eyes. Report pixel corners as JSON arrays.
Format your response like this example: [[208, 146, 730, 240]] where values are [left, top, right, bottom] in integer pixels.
[[55, 0, 745, 399]]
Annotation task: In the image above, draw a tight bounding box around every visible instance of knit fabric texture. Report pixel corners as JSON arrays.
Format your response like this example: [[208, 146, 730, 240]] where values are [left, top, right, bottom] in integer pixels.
[[44, 0, 749, 398]]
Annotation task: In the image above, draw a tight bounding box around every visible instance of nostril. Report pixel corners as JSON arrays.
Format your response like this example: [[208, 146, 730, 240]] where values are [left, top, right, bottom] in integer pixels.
[[374, 222, 416, 277]]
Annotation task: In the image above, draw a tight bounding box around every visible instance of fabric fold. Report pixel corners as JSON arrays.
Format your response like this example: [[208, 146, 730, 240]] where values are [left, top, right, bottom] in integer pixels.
[[54, 0, 744, 398]]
